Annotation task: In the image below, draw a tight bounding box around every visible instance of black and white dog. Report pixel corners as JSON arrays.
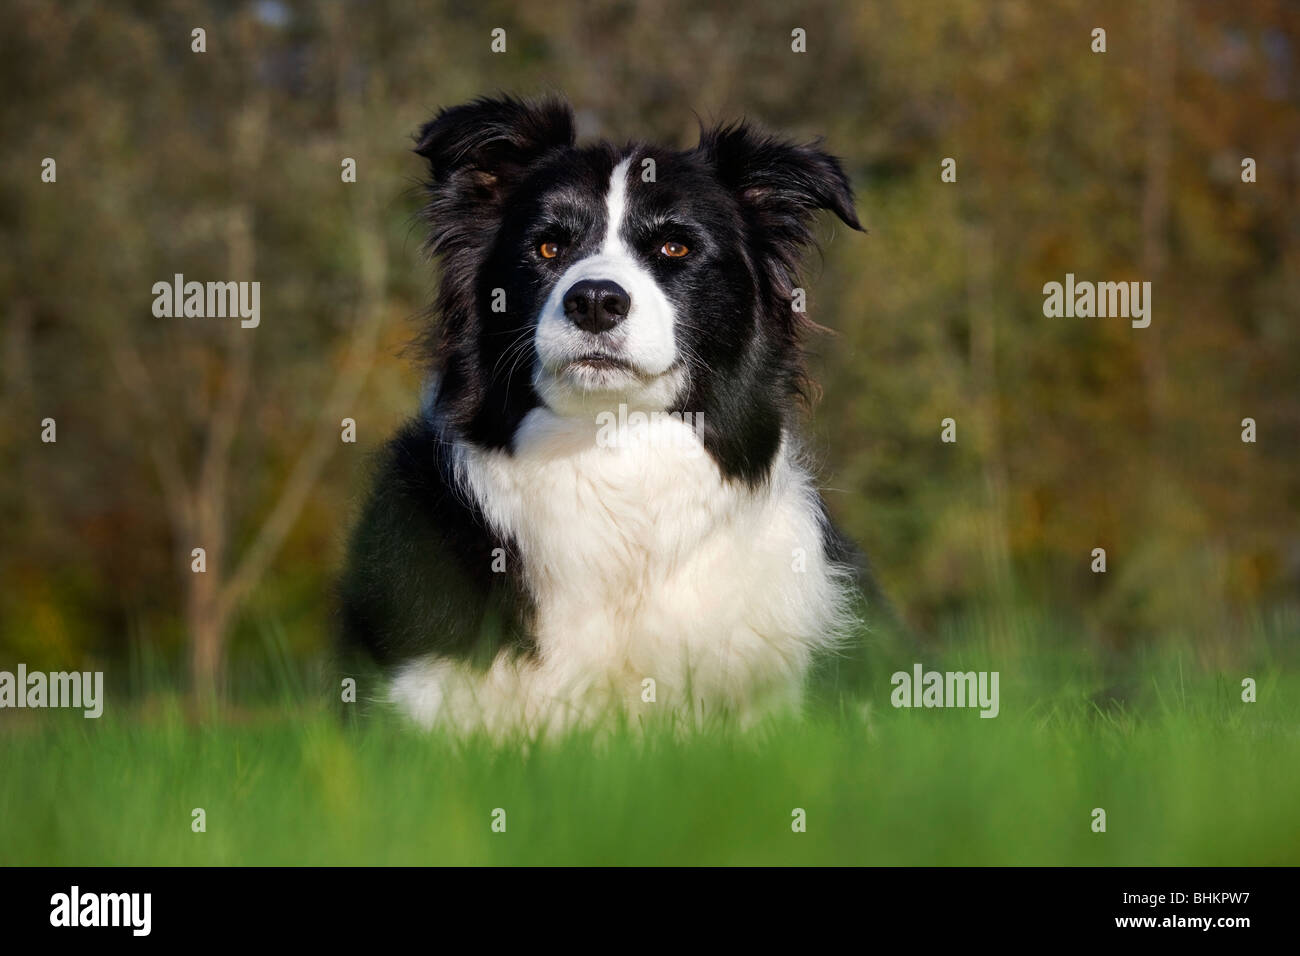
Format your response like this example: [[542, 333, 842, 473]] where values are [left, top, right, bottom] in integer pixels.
[[341, 95, 871, 732]]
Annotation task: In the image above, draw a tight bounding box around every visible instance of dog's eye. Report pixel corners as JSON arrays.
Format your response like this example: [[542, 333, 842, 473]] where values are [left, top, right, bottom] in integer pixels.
[[539, 240, 563, 260], [660, 241, 689, 258]]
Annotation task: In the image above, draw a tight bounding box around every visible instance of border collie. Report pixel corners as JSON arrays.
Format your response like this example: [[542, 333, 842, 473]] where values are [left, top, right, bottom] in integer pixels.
[[341, 95, 870, 733]]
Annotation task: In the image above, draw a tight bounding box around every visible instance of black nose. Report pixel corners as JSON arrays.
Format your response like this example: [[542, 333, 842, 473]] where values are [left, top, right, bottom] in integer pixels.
[[563, 279, 631, 334]]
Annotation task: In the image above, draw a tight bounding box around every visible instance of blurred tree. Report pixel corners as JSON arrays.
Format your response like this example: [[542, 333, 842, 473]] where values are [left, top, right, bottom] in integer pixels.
[[0, 0, 1296, 692]]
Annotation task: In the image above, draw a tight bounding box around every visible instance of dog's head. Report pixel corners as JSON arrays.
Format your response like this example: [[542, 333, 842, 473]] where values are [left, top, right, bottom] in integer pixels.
[[415, 94, 861, 482]]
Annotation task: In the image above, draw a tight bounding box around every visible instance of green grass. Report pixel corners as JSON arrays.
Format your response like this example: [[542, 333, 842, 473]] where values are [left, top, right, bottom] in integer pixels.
[[3, 624, 1300, 865]]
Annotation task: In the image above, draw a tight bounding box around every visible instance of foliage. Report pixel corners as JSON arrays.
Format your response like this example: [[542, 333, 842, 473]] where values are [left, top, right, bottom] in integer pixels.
[[1, 0, 1297, 676]]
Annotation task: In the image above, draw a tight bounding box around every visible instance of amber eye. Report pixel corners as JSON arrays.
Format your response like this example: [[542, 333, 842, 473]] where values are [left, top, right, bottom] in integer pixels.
[[660, 241, 690, 258], [539, 240, 562, 259]]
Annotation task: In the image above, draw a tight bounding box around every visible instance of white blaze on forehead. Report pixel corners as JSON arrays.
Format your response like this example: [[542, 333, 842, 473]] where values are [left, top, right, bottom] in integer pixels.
[[601, 156, 634, 255]]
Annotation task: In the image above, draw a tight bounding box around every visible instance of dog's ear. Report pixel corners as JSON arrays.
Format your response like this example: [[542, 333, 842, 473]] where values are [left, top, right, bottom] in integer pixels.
[[415, 95, 576, 201], [696, 120, 862, 235]]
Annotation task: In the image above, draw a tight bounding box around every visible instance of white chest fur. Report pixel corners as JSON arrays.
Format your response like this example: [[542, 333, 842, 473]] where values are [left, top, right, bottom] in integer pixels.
[[389, 407, 855, 733]]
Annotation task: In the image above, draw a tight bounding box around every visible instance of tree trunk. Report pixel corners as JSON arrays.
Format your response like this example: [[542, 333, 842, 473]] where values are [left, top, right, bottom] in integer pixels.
[[187, 548, 226, 712]]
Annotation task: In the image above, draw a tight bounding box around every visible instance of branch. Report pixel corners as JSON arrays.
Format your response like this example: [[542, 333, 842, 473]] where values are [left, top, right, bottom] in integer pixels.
[[194, 205, 256, 557], [110, 339, 195, 536], [216, 189, 388, 620]]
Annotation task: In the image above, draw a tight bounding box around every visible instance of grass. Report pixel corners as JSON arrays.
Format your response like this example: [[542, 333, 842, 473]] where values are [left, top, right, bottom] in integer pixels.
[[3, 617, 1299, 865]]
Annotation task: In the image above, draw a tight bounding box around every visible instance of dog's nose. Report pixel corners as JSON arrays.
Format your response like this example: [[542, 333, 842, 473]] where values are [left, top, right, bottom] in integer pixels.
[[563, 279, 631, 334]]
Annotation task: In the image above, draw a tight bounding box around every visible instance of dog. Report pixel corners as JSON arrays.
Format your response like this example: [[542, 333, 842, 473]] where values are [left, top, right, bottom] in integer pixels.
[[340, 95, 874, 733]]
